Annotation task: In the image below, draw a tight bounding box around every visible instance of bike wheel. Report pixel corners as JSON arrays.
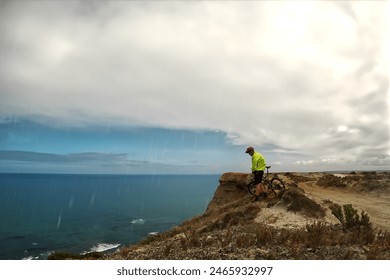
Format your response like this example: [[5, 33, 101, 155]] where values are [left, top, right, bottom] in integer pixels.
[[246, 181, 258, 196], [270, 177, 286, 196]]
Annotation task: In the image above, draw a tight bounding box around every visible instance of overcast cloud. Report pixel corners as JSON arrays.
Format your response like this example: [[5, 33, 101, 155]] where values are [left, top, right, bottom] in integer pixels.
[[0, 0, 389, 172]]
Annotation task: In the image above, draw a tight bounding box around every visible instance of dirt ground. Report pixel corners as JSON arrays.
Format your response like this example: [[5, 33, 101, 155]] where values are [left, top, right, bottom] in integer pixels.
[[279, 172, 390, 232]]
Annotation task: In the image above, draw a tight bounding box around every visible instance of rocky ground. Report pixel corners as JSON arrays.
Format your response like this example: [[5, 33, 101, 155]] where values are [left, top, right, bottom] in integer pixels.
[[50, 171, 390, 260]]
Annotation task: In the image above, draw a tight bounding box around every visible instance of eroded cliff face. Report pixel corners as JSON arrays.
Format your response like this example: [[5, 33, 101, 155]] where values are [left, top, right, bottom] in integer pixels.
[[53, 171, 389, 260], [205, 172, 333, 229], [205, 172, 251, 214]]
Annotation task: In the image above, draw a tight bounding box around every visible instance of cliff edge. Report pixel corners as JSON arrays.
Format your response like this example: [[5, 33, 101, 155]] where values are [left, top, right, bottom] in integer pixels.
[[49, 171, 390, 260], [99, 171, 390, 260]]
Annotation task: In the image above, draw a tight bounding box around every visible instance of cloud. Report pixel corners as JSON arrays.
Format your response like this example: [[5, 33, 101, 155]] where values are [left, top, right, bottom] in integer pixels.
[[0, 150, 151, 174], [0, 150, 229, 174], [0, 150, 143, 165], [0, 1, 388, 170]]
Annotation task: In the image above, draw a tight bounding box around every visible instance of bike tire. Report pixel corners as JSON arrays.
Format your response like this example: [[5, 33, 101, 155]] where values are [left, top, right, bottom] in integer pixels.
[[270, 177, 286, 196], [246, 181, 258, 196]]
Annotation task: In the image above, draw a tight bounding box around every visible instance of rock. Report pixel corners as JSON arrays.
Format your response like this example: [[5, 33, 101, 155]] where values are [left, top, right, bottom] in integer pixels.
[[205, 172, 251, 213]]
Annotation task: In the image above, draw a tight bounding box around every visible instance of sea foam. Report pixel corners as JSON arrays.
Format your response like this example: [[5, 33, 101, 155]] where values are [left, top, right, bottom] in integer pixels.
[[130, 218, 145, 225], [81, 243, 121, 254]]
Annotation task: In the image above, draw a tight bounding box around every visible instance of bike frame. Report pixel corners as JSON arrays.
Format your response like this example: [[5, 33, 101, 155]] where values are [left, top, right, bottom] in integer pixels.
[[247, 166, 285, 197]]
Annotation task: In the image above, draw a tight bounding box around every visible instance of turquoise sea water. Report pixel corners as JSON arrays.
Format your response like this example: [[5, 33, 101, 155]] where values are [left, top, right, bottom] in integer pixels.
[[0, 173, 219, 260]]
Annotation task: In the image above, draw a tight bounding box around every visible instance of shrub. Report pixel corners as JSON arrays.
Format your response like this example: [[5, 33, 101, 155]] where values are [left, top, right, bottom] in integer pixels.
[[281, 189, 325, 218], [252, 224, 274, 246], [343, 204, 359, 229], [217, 229, 233, 248], [331, 204, 373, 230], [235, 232, 256, 248], [331, 204, 344, 224], [330, 204, 376, 246], [306, 221, 330, 247], [183, 228, 201, 248]]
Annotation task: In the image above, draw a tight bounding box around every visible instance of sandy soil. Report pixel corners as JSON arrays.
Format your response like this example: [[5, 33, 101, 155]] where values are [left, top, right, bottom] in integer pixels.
[[280, 173, 390, 232], [300, 181, 390, 231]]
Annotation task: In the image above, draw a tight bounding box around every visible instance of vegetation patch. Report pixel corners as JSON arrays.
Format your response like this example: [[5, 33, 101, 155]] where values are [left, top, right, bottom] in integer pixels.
[[284, 173, 315, 183], [280, 188, 325, 218], [317, 174, 347, 188]]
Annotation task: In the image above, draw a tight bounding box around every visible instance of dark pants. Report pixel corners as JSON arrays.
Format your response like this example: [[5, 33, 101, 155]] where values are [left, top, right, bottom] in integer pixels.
[[253, 170, 264, 184]]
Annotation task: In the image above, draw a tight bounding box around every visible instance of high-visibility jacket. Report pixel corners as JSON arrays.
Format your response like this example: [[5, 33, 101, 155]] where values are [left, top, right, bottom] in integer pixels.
[[252, 151, 266, 171]]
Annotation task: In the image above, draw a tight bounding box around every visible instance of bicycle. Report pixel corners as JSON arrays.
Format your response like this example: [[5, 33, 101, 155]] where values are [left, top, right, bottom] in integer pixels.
[[246, 166, 286, 197]]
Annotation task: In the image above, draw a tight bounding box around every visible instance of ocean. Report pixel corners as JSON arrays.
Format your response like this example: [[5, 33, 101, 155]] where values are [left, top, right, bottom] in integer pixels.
[[0, 173, 219, 260]]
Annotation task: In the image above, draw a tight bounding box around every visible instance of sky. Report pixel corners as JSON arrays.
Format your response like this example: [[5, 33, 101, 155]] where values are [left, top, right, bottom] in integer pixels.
[[0, 0, 389, 174]]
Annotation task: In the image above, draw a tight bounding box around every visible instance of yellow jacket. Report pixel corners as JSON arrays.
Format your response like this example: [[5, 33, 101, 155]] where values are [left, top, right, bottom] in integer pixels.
[[252, 151, 266, 171]]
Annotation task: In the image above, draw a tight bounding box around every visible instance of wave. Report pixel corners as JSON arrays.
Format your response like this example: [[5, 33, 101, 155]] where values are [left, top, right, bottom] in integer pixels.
[[130, 218, 145, 225], [81, 243, 121, 255], [22, 256, 38, 260], [21, 242, 50, 260], [22, 243, 121, 259], [22, 250, 54, 260]]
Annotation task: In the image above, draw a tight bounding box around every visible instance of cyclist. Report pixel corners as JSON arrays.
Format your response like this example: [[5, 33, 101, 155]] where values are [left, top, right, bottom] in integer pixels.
[[245, 146, 267, 201]]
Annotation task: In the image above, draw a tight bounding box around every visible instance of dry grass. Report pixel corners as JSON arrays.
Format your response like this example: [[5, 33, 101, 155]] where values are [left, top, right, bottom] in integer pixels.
[[50, 200, 390, 260], [110, 203, 390, 259], [280, 188, 325, 218]]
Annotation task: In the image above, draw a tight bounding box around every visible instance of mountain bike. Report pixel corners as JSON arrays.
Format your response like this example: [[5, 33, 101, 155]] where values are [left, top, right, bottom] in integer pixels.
[[247, 166, 286, 197]]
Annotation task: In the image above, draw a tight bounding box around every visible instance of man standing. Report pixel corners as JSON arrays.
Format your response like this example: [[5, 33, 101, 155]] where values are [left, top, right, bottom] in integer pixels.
[[245, 146, 267, 201]]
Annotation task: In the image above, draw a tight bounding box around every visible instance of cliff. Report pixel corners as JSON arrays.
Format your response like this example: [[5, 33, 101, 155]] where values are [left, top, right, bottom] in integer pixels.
[[50, 171, 390, 260]]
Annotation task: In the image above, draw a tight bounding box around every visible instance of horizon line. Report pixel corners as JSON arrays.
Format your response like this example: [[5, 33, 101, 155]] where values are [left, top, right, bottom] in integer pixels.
[[1, 169, 389, 176]]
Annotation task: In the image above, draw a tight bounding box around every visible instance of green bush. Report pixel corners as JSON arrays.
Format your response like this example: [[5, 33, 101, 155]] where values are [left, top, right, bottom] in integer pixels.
[[331, 204, 344, 225], [343, 204, 359, 229], [331, 204, 364, 230], [330, 203, 375, 245]]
